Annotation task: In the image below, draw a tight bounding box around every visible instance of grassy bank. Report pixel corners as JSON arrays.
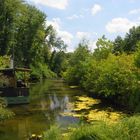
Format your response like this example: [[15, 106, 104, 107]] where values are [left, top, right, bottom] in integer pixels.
[[43, 115, 140, 140]]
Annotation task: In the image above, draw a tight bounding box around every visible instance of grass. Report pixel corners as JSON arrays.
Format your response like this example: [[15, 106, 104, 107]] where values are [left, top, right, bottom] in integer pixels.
[[43, 115, 140, 140], [43, 126, 62, 140]]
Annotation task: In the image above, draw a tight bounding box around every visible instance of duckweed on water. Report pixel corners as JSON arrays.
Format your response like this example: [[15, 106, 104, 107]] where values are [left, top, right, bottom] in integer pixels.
[[60, 96, 126, 123]]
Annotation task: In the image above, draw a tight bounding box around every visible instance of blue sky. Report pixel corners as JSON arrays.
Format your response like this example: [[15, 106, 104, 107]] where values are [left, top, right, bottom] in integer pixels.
[[26, 0, 140, 51]]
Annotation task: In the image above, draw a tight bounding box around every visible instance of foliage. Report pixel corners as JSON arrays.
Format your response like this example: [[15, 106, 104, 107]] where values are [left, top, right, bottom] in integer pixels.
[[0, 56, 11, 87], [0, 0, 21, 55], [0, 107, 14, 121], [43, 126, 62, 140], [93, 36, 113, 60], [82, 54, 136, 95], [113, 36, 124, 54], [42, 116, 140, 140], [0, 98, 14, 121], [83, 54, 140, 111], [0, 55, 10, 68], [113, 26, 140, 53], [70, 115, 140, 140], [63, 40, 90, 85], [134, 41, 140, 68], [69, 40, 90, 66], [30, 62, 56, 81], [0, 56, 14, 121], [49, 50, 68, 77], [0, 74, 9, 87], [0, 0, 68, 78], [123, 26, 140, 52], [14, 4, 46, 67], [64, 37, 140, 111]]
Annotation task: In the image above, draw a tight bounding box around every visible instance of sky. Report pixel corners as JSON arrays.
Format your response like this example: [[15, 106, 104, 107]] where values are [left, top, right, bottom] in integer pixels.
[[26, 0, 140, 52]]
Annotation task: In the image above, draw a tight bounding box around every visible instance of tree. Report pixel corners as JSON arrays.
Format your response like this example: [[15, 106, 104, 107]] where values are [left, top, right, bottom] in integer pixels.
[[14, 4, 46, 67], [134, 41, 140, 68], [93, 36, 113, 60], [123, 26, 140, 52], [113, 36, 124, 54], [49, 51, 66, 76], [63, 40, 90, 84], [0, 0, 21, 55], [69, 40, 90, 66]]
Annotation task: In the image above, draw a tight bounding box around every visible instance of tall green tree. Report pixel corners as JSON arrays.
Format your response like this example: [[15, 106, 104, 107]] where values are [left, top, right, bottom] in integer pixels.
[[113, 36, 124, 54], [14, 4, 46, 67], [123, 26, 140, 52], [63, 40, 90, 84], [0, 0, 21, 55], [113, 26, 140, 53], [93, 36, 113, 60]]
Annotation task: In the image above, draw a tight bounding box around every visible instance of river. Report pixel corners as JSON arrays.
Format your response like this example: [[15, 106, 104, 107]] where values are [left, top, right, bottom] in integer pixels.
[[0, 80, 127, 140]]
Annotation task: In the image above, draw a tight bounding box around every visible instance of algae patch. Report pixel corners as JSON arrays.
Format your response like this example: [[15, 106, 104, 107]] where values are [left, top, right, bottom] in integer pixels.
[[60, 96, 126, 123]]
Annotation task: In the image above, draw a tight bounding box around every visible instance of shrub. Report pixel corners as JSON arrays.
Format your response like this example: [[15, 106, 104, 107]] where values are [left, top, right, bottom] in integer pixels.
[[42, 116, 140, 140], [30, 62, 57, 81], [0, 108, 14, 121], [0, 98, 14, 121], [43, 126, 61, 140], [69, 116, 140, 140]]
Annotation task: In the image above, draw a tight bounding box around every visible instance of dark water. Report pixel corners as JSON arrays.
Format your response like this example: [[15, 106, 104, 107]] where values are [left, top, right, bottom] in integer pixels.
[[0, 80, 83, 140]]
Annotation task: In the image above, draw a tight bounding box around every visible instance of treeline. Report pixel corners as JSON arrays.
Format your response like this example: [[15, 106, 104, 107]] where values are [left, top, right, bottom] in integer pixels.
[[63, 26, 140, 112], [1, 0, 140, 112], [0, 0, 67, 80]]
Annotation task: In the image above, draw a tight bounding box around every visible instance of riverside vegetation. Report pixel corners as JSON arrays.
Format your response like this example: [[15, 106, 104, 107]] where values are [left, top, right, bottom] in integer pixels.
[[43, 115, 140, 140], [1, 0, 140, 139]]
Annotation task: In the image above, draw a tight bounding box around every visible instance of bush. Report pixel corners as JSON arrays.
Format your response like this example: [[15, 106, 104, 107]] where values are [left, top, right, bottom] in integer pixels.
[[43, 126, 62, 140], [0, 55, 10, 68], [81, 54, 140, 110], [30, 62, 57, 81], [69, 123, 109, 140], [42, 116, 140, 140], [70, 116, 140, 140], [64, 52, 140, 111], [0, 108, 14, 121], [0, 98, 14, 121]]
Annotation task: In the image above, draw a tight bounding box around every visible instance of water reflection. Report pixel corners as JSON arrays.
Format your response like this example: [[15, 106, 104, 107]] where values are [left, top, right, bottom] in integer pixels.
[[0, 80, 81, 140], [0, 80, 127, 140]]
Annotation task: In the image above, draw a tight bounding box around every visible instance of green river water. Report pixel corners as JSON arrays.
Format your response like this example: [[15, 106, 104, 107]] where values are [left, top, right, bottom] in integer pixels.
[[0, 80, 127, 140]]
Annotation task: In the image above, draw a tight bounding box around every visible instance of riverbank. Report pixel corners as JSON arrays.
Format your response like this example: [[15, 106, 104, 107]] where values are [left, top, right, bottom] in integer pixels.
[[0, 80, 130, 140], [43, 115, 140, 140]]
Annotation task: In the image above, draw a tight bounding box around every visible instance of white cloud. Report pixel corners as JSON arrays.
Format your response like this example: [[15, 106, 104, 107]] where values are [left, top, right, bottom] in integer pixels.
[[67, 14, 84, 20], [106, 17, 138, 33], [46, 18, 73, 45], [88, 40, 97, 51], [31, 0, 68, 10], [91, 4, 102, 15], [58, 30, 73, 45], [46, 18, 61, 30], [76, 31, 97, 40], [129, 9, 140, 14], [76, 32, 91, 39]]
